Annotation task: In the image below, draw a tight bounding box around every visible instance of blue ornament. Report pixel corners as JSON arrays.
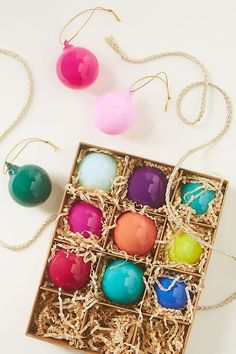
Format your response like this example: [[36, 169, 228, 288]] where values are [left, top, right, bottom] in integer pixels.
[[155, 277, 188, 309], [102, 260, 145, 305], [78, 152, 118, 191], [181, 182, 216, 215]]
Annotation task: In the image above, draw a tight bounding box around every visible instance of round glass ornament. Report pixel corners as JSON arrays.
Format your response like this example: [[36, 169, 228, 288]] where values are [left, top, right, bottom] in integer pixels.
[[92, 90, 135, 134], [181, 182, 216, 215], [102, 260, 145, 305], [56, 43, 99, 89], [127, 166, 168, 208], [114, 212, 157, 256], [78, 152, 118, 191], [6, 162, 52, 207], [48, 249, 91, 291], [168, 231, 203, 265], [68, 201, 103, 238], [155, 277, 189, 310]]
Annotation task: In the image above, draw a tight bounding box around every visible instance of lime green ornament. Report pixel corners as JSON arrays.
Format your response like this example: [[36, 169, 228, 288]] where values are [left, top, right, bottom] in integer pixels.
[[168, 231, 203, 265], [6, 162, 52, 207]]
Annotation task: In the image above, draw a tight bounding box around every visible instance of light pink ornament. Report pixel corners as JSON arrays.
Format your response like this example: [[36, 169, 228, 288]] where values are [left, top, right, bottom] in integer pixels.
[[56, 42, 99, 89], [92, 90, 135, 135]]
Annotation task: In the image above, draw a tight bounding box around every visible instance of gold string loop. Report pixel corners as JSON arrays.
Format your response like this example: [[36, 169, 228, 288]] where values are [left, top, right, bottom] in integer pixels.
[[3, 138, 58, 175], [106, 36, 209, 125], [0, 49, 33, 143], [59, 7, 121, 45], [130, 72, 171, 111]]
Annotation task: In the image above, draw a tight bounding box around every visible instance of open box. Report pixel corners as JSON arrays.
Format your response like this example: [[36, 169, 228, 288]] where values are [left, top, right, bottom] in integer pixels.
[[26, 142, 228, 353]]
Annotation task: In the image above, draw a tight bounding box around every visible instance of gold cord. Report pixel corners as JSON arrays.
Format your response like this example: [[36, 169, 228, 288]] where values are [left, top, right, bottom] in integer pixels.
[[0, 214, 57, 251], [0, 48, 33, 143], [106, 37, 235, 310], [59, 7, 121, 45], [197, 292, 236, 311], [106, 36, 209, 125], [3, 138, 59, 174], [130, 72, 171, 111]]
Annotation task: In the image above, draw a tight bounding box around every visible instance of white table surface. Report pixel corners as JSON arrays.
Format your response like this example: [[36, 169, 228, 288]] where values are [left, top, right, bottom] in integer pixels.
[[1, 1, 236, 353]]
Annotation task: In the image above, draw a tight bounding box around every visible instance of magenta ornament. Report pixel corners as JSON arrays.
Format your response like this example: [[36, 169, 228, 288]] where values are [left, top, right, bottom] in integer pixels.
[[48, 249, 91, 291], [68, 201, 103, 238], [127, 166, 168, 208], [56, 42, 99, 89]]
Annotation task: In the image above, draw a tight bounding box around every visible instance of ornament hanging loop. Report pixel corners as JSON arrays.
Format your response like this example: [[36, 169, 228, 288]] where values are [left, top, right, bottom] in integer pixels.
[[59, 6, 121, 45], [130, 72, 171, 111], [3, 138, 58, 175]]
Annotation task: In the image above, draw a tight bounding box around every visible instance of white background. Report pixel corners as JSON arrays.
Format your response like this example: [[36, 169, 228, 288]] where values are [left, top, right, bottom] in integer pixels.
[[0, 1, 236, 353]]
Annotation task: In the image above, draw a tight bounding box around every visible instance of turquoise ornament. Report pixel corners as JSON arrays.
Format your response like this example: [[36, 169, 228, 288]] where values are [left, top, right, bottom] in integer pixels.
[[181, 182, 216, 215], [6, 162, 52, 207], [78, 152, 118, 191], [102, 260, 145, 305]]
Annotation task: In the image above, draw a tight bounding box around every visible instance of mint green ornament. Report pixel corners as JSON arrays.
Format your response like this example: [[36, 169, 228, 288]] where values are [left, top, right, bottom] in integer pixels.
[[6, 162, 52, 207], [78, 152, 118, 191]]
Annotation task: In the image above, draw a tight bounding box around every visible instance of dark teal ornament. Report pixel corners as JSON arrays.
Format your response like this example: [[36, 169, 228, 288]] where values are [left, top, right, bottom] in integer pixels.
[[6, 162, 52, 207]]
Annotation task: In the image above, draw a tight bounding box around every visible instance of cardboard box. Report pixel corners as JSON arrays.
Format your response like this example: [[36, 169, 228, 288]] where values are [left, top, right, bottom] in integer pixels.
[[26, 142, 228, 353]]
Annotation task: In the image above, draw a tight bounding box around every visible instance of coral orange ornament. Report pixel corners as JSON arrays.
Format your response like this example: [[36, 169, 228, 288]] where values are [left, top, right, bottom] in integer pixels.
[[114, 212, 158, 256]]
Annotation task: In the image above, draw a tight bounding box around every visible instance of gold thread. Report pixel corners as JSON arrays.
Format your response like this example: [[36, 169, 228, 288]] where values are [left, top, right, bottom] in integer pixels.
[[130, 72, 171, 111], [59, 7, 121, 45], [3, 137, 59, 175]]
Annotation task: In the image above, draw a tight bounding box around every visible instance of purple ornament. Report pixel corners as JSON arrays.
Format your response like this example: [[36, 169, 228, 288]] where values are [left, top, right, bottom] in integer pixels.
[[127, 166, 168, 208]]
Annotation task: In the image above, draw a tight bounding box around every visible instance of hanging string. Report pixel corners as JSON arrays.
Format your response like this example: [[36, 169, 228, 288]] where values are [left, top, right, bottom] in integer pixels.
[[59, 7, 121, 45], [106, 36, 209, 125], [0, 48, 33, 143], [106, 37, 236, 310], [130, 72, 171, 111], [3, 138, 58, 174]]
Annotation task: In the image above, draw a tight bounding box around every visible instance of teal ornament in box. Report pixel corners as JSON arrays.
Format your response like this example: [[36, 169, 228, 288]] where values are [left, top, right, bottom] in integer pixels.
[[181, 182, 216, 215], [102, 260, 145, 305]]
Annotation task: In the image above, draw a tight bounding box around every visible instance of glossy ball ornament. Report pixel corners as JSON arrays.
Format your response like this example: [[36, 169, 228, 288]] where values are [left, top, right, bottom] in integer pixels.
[[6, 162, 52, 207], [56, 43, 99, 89], [127, 166, 168, 208], [181, 182, 216, 215], [78, 152, 118, 191], [92, 90, 135, 135], [48, 249, 91, 291], [168, 231, 203, 265], [114, 212, 157, 256], [155, 277, 188, 309], [102, 260, 145, 305], [68, 201, 103, 238]]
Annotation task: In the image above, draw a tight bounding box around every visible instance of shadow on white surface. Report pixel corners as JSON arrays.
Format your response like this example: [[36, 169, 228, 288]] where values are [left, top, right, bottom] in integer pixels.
[[87, 62, 117, 96], [123, 97, 154, 141], [40, 174, 65, 214]]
